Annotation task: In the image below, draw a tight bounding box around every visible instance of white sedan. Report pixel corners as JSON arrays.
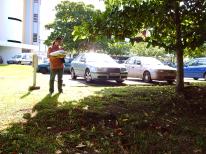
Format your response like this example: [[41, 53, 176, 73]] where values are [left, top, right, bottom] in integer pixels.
[[125, 56, 176, 83], [70, 53, 128, 83]]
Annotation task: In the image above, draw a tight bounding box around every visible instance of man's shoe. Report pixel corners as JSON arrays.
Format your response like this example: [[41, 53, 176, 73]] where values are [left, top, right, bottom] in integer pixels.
[[58, 90, 63, 93], [49, 92, 53, 96]]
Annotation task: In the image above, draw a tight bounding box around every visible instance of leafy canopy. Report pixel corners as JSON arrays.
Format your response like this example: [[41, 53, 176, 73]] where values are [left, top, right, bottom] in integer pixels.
[[44, 1, 100, 52], [102, 0, 206, 52]]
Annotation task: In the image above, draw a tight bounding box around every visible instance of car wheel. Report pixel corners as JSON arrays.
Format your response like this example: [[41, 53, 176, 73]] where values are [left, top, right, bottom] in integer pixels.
[[204, 73, 206, 81], [84, 69, 92, 83], [143, 71, 152, 83], [40, 68, 48, 74], [167, 80, 175, 84], [193, 77, 199, 80], [71, 68, 77, 80], [116, 79, 125, 84]]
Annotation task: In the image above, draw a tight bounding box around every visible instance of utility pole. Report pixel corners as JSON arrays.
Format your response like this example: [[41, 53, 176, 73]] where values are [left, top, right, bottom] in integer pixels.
[[29, 53, 40, 91]]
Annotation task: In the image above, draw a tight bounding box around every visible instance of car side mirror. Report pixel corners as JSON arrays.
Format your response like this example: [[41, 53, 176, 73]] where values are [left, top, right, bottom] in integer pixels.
[[136, 61, 141, 65], [80, 59, 86, 63]]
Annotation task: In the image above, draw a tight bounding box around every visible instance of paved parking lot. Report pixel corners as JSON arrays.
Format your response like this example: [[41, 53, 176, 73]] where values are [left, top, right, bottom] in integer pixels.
[[39, 73, 205, 87]]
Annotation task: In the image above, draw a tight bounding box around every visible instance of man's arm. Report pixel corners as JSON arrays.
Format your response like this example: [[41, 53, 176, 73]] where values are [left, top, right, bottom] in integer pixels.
[[47, 47, 52, 58]]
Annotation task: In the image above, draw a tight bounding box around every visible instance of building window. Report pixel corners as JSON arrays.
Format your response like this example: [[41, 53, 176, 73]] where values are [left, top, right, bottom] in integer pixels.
[[34, 0, 38, 3], [33, 14, 38, 22], [33, 33, 38, 42]]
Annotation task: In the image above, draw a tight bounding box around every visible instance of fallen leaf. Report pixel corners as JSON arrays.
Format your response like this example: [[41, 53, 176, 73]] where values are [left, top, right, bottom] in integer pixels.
[[76, 143, 86, 148], [157, 132, 163, 137]]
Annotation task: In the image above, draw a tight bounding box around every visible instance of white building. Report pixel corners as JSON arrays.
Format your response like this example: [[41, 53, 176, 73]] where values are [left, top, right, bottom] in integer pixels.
[[0, 0, 41, 64]]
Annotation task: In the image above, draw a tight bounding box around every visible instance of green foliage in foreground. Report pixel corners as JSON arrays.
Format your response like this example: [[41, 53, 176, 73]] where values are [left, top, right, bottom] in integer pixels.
[[0, 85, 206, 153]]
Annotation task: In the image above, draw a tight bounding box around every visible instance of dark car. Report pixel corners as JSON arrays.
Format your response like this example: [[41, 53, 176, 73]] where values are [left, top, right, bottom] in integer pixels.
[[184, 57, 206, 80], [37, 57, 73, 74], [162, 61, 176, 68], [112, 55, 130, 64], [0, 56, 3, 64]]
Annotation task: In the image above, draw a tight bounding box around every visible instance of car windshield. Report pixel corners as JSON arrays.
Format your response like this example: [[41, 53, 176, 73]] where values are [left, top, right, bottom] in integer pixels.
[[86, 54, 117, 64], [141, 57, 164, 66]]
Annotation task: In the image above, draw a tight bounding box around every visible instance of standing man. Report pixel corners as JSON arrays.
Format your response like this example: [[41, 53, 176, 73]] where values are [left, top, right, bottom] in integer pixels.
[[47, 37, 65, 95]]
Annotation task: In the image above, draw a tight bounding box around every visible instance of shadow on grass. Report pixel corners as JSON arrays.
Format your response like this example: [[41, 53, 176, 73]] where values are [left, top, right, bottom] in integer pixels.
[[20, 91, 31, 99], [32, 93, 60, 112], [0, 86, 206, 153]]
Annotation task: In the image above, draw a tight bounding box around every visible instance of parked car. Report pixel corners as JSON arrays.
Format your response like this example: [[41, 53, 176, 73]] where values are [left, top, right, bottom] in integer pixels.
[[0, 56, 3, 64], [70, 53, 128, 83], [37, 57, 73, 74], [162, 61, 176, 68], [64, 57, 73, 73], [21, 53, 32, 65], [184, 57, 206, 80], [124, 56, 176, 83], [112, 55, 130, 64], [7, 54, 22, 64]]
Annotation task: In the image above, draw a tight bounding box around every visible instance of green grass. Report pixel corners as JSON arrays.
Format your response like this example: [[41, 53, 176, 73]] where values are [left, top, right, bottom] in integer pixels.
[[0, 65, 105, 130], [0, 65, 206, 153]]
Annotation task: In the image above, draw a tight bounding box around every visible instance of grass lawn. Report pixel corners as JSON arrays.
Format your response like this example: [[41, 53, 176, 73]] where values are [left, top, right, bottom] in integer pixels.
[[0, 65, 105, 130], [0, 65, 206, 153]]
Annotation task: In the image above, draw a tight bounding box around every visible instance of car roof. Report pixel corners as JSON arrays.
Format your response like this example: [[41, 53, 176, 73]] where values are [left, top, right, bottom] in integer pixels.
[[83, 52, 107, 56], [195, 57, 206, 60], [130, 56, 157, 60]]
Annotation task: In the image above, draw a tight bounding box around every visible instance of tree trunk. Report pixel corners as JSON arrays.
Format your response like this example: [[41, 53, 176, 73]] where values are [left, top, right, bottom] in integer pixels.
[[176, 49, 184, 93], [175, 1, 184, 94]]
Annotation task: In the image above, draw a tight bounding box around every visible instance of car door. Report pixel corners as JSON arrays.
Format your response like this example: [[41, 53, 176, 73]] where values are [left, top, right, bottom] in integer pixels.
[[195, 60, 206, 78], [78, 55, 87, 77], [125, 58, 135, 77], [72, 54, 82, 76], [184, 59, 198, 78], [132, 59, 142, 78]]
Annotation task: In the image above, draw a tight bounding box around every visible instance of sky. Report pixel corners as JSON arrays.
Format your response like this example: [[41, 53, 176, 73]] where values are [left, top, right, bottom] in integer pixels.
[[40, 0, 105, 41]]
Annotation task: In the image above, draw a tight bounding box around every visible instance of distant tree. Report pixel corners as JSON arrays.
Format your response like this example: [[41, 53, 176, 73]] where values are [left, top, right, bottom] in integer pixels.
[[44, 1, 100, 53], [105, 42, 131, 55], [130, 42, 167, 57]]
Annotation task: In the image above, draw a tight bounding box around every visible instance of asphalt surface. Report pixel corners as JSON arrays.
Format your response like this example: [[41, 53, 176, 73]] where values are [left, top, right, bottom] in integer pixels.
[[53, 74, 205, 87]]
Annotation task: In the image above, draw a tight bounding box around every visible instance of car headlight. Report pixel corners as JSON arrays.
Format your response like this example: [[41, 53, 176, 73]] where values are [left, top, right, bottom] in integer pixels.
[[90, 66, 97, 72], [120, 68, 127, 72]]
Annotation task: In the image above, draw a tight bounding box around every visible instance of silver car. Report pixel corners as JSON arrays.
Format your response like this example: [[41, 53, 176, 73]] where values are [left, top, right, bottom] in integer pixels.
[[70, 53, 128, 83], [125, 56, 176, 83]]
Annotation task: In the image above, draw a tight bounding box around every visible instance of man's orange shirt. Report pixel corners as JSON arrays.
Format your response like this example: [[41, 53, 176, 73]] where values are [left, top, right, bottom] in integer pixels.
[[48, 45, 64, 70]]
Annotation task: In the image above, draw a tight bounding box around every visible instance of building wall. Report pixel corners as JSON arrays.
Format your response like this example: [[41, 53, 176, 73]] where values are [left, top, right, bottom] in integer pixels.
[[0, 0, 40, 64], [33, 0, 41, 46], [0, 0, 23, 43], [0, 46, 22, 63], [23, 0, 33, 45], [23, 0, 40, 46]]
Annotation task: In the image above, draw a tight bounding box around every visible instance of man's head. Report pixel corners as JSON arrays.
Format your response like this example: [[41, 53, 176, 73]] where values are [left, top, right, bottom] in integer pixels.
[[53, 37, 63, 46]]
